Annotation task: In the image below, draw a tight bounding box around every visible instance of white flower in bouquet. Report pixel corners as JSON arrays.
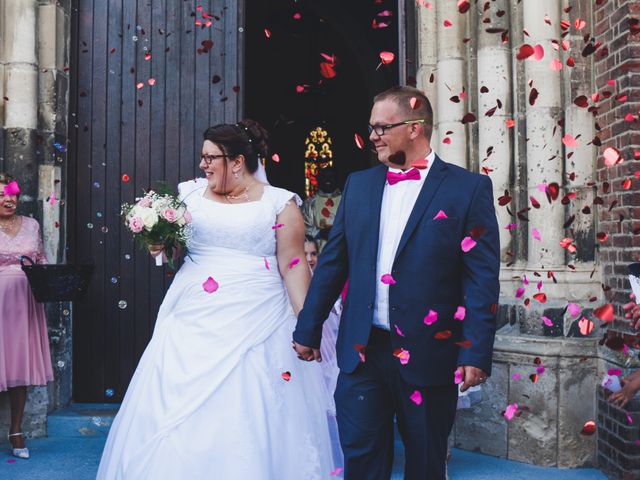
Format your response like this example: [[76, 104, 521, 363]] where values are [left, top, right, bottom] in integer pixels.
[[139, 207, 159, 230]]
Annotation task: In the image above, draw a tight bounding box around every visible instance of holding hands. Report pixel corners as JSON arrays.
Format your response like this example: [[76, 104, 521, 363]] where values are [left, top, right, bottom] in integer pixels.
[[293, 341, 322, 362]]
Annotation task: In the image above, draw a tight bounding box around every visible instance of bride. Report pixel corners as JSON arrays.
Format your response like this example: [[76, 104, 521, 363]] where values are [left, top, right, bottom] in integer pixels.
[[97, 120, 341, 479]]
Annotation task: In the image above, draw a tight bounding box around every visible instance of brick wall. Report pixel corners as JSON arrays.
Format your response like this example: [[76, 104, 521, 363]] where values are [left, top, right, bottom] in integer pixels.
[[595, 0, 640, 315], [597, 387, 640, 479], [595, 0, 640, 477]]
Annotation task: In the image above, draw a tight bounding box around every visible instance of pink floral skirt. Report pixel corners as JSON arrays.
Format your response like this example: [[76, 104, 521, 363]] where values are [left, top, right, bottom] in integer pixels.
[[0, 269, 53, 391]]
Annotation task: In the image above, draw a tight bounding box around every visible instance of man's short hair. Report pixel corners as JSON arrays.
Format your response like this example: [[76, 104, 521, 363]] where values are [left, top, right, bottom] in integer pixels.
[[373, 86, 433, 140]]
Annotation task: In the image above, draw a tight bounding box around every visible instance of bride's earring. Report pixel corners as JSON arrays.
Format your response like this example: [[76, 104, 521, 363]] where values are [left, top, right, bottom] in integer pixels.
[[233, 172, 239, 179]]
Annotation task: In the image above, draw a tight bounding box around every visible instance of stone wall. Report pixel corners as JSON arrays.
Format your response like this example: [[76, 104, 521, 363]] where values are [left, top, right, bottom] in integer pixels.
[[0, 0, 72, 442]]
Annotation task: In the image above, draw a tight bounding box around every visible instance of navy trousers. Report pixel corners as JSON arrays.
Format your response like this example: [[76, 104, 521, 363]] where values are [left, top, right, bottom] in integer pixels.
[[335, 327, 458, 480]]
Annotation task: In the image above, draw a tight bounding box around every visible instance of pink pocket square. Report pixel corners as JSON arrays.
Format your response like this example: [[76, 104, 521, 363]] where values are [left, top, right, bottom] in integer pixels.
[[433, 210, 448, 220]]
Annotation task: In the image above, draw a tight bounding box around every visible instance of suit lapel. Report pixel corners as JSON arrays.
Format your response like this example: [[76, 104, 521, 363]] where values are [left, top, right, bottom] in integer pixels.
[[369, 165, 387, 262], [394, 156, 448, 261]]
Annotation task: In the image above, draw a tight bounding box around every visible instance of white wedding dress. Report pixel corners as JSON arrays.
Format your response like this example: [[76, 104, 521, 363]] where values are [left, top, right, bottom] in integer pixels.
[[97, 179, 341, 479]]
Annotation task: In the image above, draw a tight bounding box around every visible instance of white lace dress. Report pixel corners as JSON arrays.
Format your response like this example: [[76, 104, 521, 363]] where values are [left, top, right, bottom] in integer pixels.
[[97, 179, 341, 479]]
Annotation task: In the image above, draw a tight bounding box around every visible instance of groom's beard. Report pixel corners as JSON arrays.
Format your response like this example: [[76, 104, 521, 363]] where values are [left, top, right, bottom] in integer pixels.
[[388, 150, 407, 166]]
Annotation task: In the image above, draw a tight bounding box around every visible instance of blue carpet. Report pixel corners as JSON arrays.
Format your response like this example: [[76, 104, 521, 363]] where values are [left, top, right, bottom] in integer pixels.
[[0, 404, 607, 479]]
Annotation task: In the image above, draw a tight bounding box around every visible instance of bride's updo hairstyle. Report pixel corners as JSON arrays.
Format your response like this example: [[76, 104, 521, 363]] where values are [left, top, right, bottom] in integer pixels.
[[202, 119, 269, 175]]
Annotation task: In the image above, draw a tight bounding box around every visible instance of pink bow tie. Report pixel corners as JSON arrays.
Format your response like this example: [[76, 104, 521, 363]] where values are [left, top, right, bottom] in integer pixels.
[[386, 168, 421, 185]]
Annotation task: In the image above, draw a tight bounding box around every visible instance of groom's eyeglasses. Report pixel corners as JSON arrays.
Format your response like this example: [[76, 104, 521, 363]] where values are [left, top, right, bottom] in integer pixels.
[[368, 119, 425, 136], [200, 154, 228, 165]]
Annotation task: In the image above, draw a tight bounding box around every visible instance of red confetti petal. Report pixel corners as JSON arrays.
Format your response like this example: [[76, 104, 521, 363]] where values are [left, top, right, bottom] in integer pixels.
[[271, 153, 280, 163], [121, 174, 130, 182], [434, 330, 452, 340], [354, 133, 365, 149], [593, 303, 614, 322], [379, 51, 395, 65], [288, 258, 300, 269], [581, 420, 596, 435], [281, 371, 291, 381], [533, 292, 547, 304], [320, 62, 336, 79], [516, 44, 535, 60]]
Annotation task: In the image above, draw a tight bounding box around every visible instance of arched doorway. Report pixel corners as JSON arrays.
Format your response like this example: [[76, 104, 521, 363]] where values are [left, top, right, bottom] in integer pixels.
[[244, 0, 400, 196]]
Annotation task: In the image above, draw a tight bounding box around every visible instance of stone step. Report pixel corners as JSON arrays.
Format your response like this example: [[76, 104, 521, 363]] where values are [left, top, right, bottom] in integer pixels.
[[46, 403, 120, 439]]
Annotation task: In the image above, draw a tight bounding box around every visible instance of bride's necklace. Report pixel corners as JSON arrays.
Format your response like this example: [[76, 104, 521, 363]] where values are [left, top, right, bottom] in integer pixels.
[[225, 184, 252, 203], [0, 215, 17, 233]]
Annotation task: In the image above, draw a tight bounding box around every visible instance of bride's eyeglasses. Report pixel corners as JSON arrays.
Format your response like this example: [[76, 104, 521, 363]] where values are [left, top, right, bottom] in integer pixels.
[[200, 154, 228, 165]]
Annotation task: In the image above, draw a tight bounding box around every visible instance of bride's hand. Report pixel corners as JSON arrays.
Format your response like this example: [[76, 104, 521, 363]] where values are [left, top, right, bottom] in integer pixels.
[[148, 244, 164, 257]]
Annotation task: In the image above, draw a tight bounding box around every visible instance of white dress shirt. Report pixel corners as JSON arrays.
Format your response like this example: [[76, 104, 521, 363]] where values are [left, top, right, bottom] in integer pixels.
[[373, 150, 436, 330]]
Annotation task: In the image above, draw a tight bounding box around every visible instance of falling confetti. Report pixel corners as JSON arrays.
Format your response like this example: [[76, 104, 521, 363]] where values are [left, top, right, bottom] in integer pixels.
[[354, 133, 365, 149], [454, 370, 463, 384], [424, 310, 438, 325], [454, 306, 466, 321], [264, 257, 270, 270], [281, 371, 291, 381], [381, 273, 396, 285], [581, 420, 596, 435], [461, 236, 477, 252], [203, 277, 219, 293], [393, 348, 411, 365], [379, 51, 395, 65], [288, 258, 300, 269], [504, 403, 518, 421], [272, 223, 284, 230], [594, 303, 614, 322], [410, 390, 423, 405]]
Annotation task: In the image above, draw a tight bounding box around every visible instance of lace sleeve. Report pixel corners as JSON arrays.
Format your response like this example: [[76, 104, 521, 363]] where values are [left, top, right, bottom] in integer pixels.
[[273, 187, 303, 215]]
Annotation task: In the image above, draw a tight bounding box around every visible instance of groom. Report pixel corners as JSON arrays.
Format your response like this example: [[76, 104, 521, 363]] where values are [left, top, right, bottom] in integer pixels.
[[293, 86, 500, 479]]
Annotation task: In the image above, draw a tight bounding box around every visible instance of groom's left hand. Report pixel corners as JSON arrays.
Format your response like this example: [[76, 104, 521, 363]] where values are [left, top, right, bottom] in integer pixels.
[[457, 365, 488, 392]]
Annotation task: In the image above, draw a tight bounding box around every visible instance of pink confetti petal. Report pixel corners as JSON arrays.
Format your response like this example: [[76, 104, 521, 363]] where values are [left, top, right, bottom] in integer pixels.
[[537, 365, 545, 375], [461, 236, 477, 252], [533, 44, 545, 60], [330, 468, 344, 476], [381, 273, 396, 285], [532, 228, 541, 241], [512, 373, 522, 380], [394, 324, 405, 337], [49, 192, 56, 205], [7, 458, 16, 464], [515, 287, 525, 298], [504, 403, 518, 421], [567, 303, 581, 317], [433, 210, 448, 219], [454, 370, 463, 384], [454, 306, 466, 321], [562, 134, 579, 148], [202, 276, 219, 293], [394, 348, 411, 365], [541, 316, 554, 327], [272, 223, 284, 229], [603, 147, 621, 166], [626, 411, 633, 425], [264, 257, 270, 270], [3, 181, 20, 196], [608, 369, 622, 376], [424, 309, 438, 325], [136, 82, 144, 90], [147, 78, 156, 86], [505, 223, 518, 230], [288, 258, 300, 269], [410, 390, 423, 405]]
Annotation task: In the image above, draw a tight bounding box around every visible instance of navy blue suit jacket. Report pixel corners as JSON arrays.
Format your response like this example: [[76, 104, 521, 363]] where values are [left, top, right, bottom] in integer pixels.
[[293, 156, 500, 387]]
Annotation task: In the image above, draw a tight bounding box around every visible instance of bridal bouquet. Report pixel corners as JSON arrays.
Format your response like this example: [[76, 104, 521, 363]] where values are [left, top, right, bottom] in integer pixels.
[[121, 183, 192, 269]]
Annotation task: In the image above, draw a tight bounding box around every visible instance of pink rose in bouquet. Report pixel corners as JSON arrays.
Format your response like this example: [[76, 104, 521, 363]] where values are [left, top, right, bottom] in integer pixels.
[[128, 216, 144, 233], [161, 208, 178, 223]]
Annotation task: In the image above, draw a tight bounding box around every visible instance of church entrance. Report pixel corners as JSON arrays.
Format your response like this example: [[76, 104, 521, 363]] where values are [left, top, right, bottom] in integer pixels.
[[244, 0, 401, 197]]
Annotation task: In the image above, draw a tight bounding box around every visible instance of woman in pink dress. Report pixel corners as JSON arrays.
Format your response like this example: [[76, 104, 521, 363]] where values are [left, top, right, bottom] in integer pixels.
[[0, 173, 53, 459]]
